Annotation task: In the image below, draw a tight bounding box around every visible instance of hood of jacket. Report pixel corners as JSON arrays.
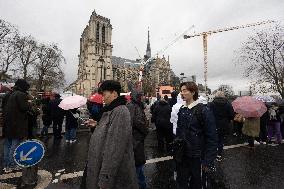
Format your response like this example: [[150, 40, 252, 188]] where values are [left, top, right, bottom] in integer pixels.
[[14, 79, 30, 92], [212, 97, 228, 105], [158, 99, 169, 106]]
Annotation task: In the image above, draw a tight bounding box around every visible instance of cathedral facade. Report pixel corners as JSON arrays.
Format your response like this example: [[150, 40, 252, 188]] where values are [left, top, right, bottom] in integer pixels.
[[67, 11, 113, 97], [67, 11, 174, 97]]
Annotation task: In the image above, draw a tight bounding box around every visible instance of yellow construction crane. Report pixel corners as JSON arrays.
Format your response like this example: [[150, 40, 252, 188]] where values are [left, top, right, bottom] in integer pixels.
[[184, 20, 274, 95]]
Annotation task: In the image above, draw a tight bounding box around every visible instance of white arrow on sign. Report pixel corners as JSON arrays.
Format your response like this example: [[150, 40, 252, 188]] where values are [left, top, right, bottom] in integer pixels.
[[20, 146, 37, 161]]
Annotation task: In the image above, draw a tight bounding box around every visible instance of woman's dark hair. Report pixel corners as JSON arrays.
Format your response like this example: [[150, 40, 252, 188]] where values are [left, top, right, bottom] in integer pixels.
[[180, 82, 199, 101], [98, 80, 121, 95]]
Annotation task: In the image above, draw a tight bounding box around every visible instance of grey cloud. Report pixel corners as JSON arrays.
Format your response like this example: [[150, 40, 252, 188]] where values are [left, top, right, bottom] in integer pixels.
[[0, 0, 283, 92]]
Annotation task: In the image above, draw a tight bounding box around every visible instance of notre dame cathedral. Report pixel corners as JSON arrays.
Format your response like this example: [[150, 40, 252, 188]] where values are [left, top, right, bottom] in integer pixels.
[[67, 10, 174, 97]]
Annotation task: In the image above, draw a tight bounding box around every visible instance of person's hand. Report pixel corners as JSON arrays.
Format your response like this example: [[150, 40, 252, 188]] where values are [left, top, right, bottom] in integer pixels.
[[84, 119, 97, 128]]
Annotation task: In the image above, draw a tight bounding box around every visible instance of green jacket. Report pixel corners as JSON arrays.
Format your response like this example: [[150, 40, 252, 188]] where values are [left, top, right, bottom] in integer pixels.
[[242, 117, 260, 137]]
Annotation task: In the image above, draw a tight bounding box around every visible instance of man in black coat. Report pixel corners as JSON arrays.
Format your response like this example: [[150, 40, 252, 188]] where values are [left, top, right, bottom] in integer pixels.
[[168, 91, 178, 107], [127, 90, 149, 189], [2, 79, 31, 172], [49, 93, 65, 139], [209, 91, 234, 161], [40, 97, 52, 137], [152, 96, 173, 152]]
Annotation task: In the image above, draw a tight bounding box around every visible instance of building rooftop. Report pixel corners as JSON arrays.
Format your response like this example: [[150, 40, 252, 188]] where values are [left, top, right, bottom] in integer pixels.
[[111, 56, 140, 68]]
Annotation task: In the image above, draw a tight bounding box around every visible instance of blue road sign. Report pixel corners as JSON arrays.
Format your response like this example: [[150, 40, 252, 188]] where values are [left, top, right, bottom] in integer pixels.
[[13, 140, 45, 168]]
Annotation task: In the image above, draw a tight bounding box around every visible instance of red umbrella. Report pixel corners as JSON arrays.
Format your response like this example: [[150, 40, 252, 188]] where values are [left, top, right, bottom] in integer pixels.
[[232, 96, 267, 118], [89, 93, 103, 104], [0, 84, 12, 93]]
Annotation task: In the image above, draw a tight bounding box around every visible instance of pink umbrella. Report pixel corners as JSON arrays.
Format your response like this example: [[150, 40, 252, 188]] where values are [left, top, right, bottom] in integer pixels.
[[58, 95, 87, 110], [232, 96, 267, 118], [89, 93, 103, 104]]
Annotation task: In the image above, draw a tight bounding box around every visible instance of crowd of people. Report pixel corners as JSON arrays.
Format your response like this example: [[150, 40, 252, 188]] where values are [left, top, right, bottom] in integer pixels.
[[1, 78, 284, 189]]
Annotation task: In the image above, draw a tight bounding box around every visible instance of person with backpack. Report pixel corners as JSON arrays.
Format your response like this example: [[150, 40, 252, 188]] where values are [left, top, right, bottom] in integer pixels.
[[152, 95, 173, 152], [267, 103, 282, 144], [209, 91, 234, 161], [175, 82, 218, 189]]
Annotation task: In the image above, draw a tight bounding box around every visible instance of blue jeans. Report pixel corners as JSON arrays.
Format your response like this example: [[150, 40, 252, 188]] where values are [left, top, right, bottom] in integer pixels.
[[3, 138, 21, 168], [136, 165, 146, 189], [65, 128, 77, 140], [41, 124, 50, 136]]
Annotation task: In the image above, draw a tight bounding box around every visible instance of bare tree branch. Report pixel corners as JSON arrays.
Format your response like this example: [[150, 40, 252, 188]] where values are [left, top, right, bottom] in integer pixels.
[[236, 23, 284, 98]]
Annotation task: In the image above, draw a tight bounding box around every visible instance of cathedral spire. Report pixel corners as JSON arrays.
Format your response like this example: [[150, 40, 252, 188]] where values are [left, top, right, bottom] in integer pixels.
[[146, 27, 151, 59]]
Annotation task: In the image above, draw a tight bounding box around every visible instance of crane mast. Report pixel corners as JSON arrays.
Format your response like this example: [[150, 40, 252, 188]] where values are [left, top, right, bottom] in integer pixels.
[[184, 20, 274, 95]]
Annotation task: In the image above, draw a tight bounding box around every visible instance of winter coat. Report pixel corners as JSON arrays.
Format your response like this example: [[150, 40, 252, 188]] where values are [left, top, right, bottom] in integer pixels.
[[152, 100, 172, 130], [3, 88, 30, 139], [242, 117, 260, 137], [176, 102, 218, 166], [168, 97, 177, 108], [260, 111, 269, 129], [170, 94, 185, 135], [127, 101, 149, 166], [49, 97, 65, 120], [209, 97, 234, 134], [86, 96, 138, 189], [27, 101, 40, 139], [65, 109, 79, 129], [42, 100, 52, 126]]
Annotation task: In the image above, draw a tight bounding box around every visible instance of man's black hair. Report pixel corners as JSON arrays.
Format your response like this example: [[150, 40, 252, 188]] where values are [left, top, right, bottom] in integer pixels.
[[99, 80, 121, 95], [164, 95, 169, 101]]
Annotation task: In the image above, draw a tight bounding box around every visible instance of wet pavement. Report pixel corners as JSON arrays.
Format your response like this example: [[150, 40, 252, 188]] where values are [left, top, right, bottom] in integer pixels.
[[0, 129, 284, 189]]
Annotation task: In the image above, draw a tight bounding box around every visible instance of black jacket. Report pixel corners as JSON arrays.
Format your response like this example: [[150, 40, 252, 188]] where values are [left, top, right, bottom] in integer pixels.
[[3, 88, 30, 139], [152, 100, 172, 130], [49, 97, 65, 120], [177, 103, 218, 166], [168, 97, 177, 108], [65, 109, 79, 129], [42, 99, 52, 126], [209, 97, 234, 134], [127, 100, 149, 166]]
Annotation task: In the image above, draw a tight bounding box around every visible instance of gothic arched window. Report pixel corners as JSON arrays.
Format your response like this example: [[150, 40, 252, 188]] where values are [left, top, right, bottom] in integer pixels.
[[96, 23, 100, 42], [102, 26, 106, 43]]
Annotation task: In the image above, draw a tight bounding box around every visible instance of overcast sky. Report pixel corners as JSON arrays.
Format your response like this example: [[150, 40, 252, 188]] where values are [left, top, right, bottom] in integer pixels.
[[0, 0, 283, 93]]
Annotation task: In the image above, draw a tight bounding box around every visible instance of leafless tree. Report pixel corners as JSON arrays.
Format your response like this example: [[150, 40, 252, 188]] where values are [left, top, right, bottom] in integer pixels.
[[236, 24, 284, 98], [33, 43, 66, 90], [0, 20, 19, 80], [16, 35, 38, 80], [0, 19, 16, 46], [213, 84, 234, 97]]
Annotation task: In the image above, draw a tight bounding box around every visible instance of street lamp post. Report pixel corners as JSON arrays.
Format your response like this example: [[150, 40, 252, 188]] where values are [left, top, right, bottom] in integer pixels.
[[98, 56, 105, 82], [180, 73, 186, 83]]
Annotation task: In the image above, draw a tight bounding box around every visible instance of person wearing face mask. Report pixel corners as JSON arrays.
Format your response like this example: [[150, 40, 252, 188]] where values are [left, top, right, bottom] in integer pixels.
[[175, 82, 218, 189]]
